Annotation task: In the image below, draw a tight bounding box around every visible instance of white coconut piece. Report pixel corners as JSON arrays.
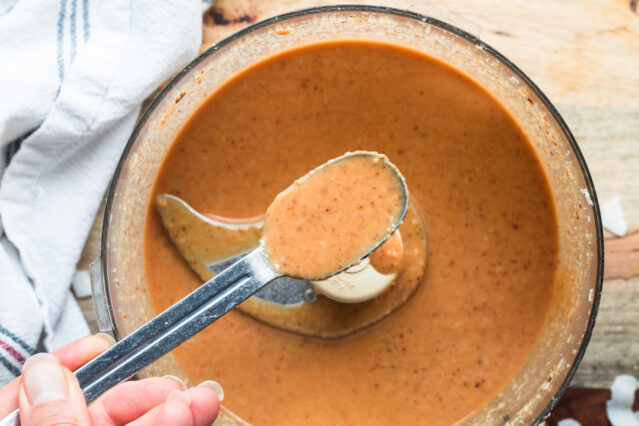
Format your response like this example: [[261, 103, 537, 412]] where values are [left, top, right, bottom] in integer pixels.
[[606, 374, 639, 426], [558, 419, 581, 426], [602, 197, 628, 237]]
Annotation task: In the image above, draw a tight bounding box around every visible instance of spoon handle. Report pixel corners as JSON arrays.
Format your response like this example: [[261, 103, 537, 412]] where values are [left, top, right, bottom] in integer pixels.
[[78, 248, 279, 402], [0, 248, 280, 426]]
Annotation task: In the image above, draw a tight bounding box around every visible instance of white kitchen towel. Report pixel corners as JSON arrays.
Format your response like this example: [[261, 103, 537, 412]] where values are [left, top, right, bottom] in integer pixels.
[[0, 0, 203, 385]]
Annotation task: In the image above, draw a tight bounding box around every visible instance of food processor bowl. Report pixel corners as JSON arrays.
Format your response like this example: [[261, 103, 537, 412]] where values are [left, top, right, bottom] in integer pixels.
[[90, 5, 603, 424]]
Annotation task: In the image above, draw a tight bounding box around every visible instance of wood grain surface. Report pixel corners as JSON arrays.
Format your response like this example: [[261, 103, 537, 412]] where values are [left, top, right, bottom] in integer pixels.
[[78, 0, 639, 398]]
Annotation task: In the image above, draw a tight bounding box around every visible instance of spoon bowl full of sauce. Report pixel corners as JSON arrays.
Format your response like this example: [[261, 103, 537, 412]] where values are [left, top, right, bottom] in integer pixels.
[[262, 150, 408, 280], [60, 151, 408, 405]]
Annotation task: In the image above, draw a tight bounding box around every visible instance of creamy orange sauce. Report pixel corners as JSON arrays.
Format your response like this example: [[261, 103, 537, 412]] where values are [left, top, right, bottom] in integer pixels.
[[144, 41, 558, 425], [262, 152, 405, 280]]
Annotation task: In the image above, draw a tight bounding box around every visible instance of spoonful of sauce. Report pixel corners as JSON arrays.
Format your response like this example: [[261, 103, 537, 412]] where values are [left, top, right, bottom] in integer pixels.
[[263, 151, 407, 280], [19, 151, 408, 413]]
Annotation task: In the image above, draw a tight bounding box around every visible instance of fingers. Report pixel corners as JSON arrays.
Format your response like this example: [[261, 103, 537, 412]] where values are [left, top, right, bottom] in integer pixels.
[[185, 382, 222, 426], [0, 333, 115, 419], [129, 391, 194, 426], [6, 332, 221, 426], [18, 353, 92, 426], [52, 333, 115, 371], [89, 376, 186, 425], [128, 384, 221, 426], [0, 378, 20, 419], [88, 377, 221, 426]]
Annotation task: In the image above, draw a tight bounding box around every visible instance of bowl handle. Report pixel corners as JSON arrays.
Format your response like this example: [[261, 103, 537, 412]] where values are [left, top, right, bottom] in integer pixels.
[[89, 257, 115, 333]]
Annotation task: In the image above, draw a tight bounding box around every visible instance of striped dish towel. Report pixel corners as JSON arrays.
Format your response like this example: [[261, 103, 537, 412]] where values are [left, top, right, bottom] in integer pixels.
[[0, 0, 204, 385]]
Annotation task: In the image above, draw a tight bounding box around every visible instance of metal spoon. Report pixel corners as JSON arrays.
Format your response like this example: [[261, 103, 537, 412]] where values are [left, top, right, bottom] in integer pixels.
[[155, 193, 404, 306], [0, 152, 408, 425]]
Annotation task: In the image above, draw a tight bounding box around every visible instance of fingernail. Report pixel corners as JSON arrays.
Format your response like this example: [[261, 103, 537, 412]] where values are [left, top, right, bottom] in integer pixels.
[[94, 332, 116, 347], [22, 353, 68, 406], [163, 375, 188, 391], [167, 390, 191, 406], [198, 380, 224, 401]]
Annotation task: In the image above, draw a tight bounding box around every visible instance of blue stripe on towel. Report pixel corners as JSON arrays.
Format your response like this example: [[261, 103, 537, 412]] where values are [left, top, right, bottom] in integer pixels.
[[56, 0, 67, 87], [82, 0, 89, 42], [0, 355, 20, 377], [0, 1, 18, 16], [70, 0, 77, 61], [0, 324, 35, 355]]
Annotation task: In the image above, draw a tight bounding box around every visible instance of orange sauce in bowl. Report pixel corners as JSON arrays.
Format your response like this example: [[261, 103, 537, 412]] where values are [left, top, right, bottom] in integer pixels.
[[144, 41, 558, 425]]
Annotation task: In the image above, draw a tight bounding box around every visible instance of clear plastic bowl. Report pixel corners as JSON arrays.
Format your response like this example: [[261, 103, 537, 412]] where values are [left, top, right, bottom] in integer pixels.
[[91, 5, 604, 424]]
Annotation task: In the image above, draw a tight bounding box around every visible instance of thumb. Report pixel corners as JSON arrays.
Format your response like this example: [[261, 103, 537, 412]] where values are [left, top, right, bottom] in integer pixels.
[[18, 353, 91, 426]]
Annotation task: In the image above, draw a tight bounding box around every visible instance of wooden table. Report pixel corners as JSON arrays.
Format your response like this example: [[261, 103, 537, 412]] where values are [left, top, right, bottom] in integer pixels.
[[78, 0, 639, 423]]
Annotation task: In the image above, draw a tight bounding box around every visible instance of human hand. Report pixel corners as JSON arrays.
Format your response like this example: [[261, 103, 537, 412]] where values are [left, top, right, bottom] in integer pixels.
[[0, 334, 221, 426]]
